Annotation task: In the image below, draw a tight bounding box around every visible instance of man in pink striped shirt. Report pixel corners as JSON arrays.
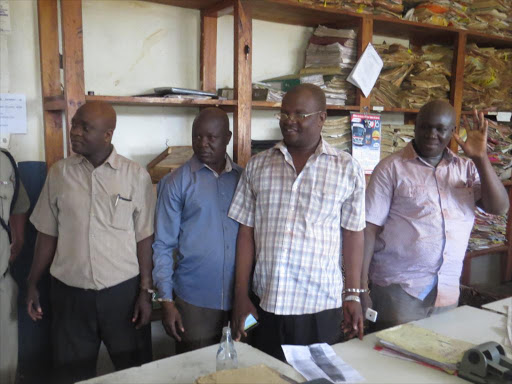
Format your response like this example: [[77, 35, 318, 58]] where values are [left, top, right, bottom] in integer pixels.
[[362, 100, 509, 330]]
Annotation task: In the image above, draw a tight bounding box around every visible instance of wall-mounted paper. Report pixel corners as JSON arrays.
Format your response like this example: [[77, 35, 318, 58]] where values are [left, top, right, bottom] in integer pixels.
[[0, 94, 27, 134], [0, 0, 11, 34], [347, 43, 383, 98]]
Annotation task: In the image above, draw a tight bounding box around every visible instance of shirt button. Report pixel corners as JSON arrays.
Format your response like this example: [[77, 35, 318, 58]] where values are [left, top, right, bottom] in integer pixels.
[[91, 234, 95, 239], [291, 207, 295, 211]]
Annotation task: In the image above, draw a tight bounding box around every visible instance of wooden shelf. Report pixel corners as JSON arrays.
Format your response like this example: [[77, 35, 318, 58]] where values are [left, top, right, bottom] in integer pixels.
[[86, 95, 237, 110], [143, 0, 226, 10], [465, 244, 508, 260]]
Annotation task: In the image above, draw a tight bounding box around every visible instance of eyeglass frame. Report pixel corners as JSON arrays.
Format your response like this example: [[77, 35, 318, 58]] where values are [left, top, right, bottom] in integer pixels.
[[274, 111, 324, 122]]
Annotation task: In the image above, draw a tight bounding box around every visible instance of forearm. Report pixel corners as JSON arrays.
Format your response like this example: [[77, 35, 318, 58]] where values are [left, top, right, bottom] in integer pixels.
[[27, 232, 58, 286], [473, 156, 509, 215], [342, 229, 364, 291], [361, 223, 380, 288], [234, 224, 255, 298], [9, 212, 27, 246], [137, 235, 154, 289]]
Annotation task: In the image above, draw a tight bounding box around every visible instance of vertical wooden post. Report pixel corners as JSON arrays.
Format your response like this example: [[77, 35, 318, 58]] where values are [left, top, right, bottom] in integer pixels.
[[38, 0, 64, 168], [200, 10, 217, 93], [449, 31, 466, 153], [233, 0, 252, 167], [61, 0, 85, 152], [357, 16, 373, 112]]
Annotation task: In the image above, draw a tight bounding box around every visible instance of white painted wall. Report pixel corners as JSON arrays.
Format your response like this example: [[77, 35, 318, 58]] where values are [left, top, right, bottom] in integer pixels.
[[2, 0, 312, 165]]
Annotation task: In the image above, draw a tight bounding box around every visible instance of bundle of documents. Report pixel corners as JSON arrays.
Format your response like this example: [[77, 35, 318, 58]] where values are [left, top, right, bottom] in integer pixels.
[[401, 44, 452, 108], [469, 0, 511, 37], [468, 207, 507, 251], [301, 26, 358, 105], [322, 116, 352, 152], [379, 124, 415, 159], [340, 0, 374, 14], [463, 44, 512, 111], [459, 118, 512, 180], [373, 0, 404, 18], [375, 323, 475, 374], [195, 364, 295, 384], [403, 0, 474, 29]]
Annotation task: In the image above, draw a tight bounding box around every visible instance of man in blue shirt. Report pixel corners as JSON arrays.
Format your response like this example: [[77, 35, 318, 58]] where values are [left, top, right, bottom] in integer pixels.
[[152, 107, 242, 353]]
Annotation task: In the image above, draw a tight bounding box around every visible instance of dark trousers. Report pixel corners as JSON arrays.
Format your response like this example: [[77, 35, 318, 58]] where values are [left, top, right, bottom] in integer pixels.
[[50, 276, 152, 384], [250, 295, 343, 361], [174, 296, 229, 354]]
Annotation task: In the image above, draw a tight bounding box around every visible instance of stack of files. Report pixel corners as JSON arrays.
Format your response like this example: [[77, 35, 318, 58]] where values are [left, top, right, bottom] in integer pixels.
[[322, 116, 352, 153], [401, 44, 452, 108], [301, 26, 358, 106], [375, 323, 475, 374], [459, 118, 512, 180], [463, 44, 512, 111], [341, 0, 374, 14], [304, 26, 357, 69], [403, 0, 474, 29], [469, 0, 511, 37], [373, 0, 404, 18], [393, 124, 415, 151], [468, 207, 507, 251], [380, 124, 396, 159]]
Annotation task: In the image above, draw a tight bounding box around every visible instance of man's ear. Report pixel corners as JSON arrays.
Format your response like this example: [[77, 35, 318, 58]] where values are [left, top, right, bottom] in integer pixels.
[[226, 130, 233, 144], [105, 128, 114, 143]]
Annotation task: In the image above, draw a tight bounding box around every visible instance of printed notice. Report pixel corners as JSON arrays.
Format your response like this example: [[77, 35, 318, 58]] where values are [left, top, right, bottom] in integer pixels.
[[347, 43, 383, 98], [0, 0, 11, 34], [0, 94, 27, 134]]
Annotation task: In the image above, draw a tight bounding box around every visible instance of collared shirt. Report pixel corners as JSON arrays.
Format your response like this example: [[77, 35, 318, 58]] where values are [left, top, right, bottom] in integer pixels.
[[152, 155, 242, 311], [0, 151, 30, 275], [366, 142, 481, 307], [30, 147, 155, 290], [228, 139, 366, 315]]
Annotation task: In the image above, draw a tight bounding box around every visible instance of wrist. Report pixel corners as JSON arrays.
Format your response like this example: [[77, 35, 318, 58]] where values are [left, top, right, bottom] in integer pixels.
[[470, 153, 488, 165]]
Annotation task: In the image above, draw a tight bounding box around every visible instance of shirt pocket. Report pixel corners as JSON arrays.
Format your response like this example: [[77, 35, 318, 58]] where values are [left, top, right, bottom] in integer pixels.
[[110, 196, 134, 230], [394, 184, 439, 218], [303, 190, 339, 224], [449, 187, 475, 221]]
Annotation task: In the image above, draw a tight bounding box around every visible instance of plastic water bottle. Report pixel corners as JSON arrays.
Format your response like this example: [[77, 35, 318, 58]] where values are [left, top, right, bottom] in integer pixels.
[[216, 322, 238, 371]]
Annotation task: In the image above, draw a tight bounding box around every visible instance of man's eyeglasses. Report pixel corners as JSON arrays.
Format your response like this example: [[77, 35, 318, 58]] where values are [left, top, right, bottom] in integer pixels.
[[275, 111, 323, 122]]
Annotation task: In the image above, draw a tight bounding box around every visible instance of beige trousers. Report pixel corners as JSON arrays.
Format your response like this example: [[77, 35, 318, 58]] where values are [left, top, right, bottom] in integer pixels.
[[0, 272, 18, 384]]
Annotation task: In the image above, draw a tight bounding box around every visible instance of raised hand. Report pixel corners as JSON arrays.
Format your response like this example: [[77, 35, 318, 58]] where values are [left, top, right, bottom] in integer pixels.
[[453, 109, 488, 161]]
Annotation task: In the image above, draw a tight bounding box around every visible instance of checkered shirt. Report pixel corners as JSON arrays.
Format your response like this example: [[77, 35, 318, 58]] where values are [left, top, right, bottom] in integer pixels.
[[228, 139, 366, 315]]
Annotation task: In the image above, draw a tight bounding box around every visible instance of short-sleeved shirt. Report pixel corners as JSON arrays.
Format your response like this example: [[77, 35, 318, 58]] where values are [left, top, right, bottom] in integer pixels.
[[0, 151, 30, 275], [228, 139, 366, 315], [30, 147, 155, 290], [152, 155, 242, 311], [366, 142, 481, 307]]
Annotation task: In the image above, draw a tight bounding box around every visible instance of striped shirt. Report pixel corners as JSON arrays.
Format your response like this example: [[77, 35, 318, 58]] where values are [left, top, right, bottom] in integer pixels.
[[228, 139, 366, 315]]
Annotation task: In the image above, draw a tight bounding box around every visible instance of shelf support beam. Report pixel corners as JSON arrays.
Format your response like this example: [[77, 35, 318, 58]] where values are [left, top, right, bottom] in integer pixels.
[[38, 0, 64, 168], [200, 9, 218, 93], [357, 16, 372, 112], [61, 0, 86, 154], [449, 31, 467, 153], [234, 0, 252, 167]]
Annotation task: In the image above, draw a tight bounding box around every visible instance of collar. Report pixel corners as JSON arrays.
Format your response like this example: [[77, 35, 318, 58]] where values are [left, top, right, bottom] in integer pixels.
[[401, 141, 455, 164], [68, 146, 120, 170], [274, 138, 339, 158], [190, 154, 240, 176]]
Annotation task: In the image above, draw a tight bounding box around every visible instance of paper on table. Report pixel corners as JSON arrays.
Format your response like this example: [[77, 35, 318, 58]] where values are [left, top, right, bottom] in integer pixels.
[[282, 343, 364, 383], [347, 43, 383, 98]]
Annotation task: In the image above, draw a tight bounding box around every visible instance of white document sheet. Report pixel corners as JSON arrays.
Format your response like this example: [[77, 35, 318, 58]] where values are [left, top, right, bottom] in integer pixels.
[[282, 343, 364, 383], [0, 94, 27, 134], [347, 43, 383, 98]]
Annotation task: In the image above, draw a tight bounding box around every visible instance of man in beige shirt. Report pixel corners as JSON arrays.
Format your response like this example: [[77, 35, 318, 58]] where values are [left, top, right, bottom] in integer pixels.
[[27, 101, 155, 384]]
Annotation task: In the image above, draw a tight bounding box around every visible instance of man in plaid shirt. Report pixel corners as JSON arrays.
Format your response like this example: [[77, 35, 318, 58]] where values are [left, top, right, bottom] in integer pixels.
[[229, 84, 366, 360]]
